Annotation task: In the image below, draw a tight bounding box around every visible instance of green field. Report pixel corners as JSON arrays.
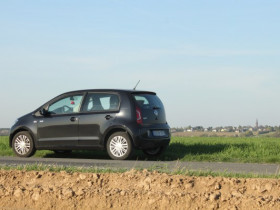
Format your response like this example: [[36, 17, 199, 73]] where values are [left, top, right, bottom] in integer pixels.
[[1, 136, 280, 163]]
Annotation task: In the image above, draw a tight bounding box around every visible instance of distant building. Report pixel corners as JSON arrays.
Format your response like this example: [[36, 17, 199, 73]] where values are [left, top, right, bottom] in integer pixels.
[[0, 129, 10, 136], [187, 128, 193, 132], [170, 129, 177, 133]]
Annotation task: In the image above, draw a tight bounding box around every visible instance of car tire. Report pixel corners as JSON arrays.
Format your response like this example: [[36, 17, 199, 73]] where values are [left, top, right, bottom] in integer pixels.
[[143, 145, 167, 157], [106, 132, 134, 160], [12, 131, 36, 157]]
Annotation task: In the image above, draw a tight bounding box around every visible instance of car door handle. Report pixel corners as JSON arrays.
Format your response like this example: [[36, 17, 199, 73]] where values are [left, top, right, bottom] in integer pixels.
[[70, 117, 78, 122], [105, 115, 113, 120]]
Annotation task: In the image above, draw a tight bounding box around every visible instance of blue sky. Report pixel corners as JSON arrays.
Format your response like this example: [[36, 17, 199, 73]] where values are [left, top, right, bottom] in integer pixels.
[[0, 1, 280, 128]]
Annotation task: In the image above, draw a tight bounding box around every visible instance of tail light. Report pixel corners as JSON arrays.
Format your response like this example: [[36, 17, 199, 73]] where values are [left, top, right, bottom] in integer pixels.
[[136, 107, 143, 125]]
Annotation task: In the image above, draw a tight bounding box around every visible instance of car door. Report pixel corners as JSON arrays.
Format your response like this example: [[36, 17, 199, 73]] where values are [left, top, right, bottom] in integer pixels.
[[37, 93, 84, 148], [78, 92, 120, 146]]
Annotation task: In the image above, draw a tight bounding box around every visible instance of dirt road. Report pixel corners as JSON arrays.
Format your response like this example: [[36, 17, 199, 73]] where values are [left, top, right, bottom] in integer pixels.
[[0, 169, 280, 210]]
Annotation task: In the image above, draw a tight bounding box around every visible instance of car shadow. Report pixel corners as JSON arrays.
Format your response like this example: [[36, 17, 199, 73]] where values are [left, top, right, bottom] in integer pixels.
[[41, 142, 232, 161], [135, 143, 230, 161], [41, 150, 110, 160]]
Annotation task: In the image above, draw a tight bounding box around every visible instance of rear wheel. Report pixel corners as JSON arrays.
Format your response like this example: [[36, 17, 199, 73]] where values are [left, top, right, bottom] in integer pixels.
[[12, 131, 36, 157], [106, 132, 133, 160], [143, 145, 167, 157]]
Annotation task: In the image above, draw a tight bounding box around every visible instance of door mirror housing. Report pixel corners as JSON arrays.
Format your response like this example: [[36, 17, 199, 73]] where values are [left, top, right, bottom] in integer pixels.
[[39, 108, 48, 116]]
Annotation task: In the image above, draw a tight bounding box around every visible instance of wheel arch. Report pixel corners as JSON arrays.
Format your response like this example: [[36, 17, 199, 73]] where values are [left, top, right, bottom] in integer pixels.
[[102, 126, 134, 148], [9, 127, 36, 148]]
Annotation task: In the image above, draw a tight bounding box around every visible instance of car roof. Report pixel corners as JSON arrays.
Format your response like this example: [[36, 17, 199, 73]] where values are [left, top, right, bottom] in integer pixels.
[[63, 89, 156, 95]]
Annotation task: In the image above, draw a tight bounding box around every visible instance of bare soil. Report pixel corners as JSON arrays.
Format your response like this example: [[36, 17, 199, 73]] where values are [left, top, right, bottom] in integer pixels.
[[0, 169, 280, 210]]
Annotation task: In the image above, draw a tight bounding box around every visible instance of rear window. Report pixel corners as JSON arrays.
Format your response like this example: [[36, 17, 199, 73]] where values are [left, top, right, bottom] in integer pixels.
[[133, 94, 164, 109]]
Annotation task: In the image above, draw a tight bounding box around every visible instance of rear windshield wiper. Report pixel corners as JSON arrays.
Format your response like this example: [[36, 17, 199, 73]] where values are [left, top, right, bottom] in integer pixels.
[[153, 106, 161, 109]]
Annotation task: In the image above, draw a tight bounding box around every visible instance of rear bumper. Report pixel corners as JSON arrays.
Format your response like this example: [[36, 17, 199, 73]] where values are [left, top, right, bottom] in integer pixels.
[[130, 124, 171, 149], [134, 138, 170, 150]]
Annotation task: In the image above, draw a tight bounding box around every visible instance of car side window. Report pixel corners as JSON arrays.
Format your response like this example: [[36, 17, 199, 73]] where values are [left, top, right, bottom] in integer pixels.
[[48, 95, 83, 115], [82, 93, 120, 112]]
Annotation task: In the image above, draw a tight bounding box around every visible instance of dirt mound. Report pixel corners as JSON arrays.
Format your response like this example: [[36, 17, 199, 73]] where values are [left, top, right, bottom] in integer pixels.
[[0, 169, 280, 210]]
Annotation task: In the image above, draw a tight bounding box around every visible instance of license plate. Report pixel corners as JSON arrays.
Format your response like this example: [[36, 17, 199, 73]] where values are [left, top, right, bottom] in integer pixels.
[[152, 130, 166, 137]]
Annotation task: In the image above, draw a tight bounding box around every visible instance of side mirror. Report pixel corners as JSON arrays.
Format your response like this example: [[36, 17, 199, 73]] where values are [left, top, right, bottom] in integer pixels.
[[39, 108, 48, 116]]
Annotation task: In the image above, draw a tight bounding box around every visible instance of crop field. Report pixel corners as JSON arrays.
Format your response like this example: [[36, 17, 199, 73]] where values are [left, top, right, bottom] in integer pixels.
[[1, 135, 280, 163]]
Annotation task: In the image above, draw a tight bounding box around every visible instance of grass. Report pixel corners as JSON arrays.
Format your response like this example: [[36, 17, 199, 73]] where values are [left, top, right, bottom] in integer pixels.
[[0, 163, 280, 179], [0, 164, 127, 174], [1, 135, 280, 163], [165, 136, 280, 163]]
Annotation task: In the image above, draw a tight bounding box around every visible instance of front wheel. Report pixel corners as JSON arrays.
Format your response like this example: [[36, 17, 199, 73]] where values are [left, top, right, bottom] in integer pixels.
[[106, 132, 134, 160], [12, 131, 36, 157]]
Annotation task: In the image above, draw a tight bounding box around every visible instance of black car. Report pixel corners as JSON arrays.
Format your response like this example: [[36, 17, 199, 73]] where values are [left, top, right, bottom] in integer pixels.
[[9, 89, 170, 160]]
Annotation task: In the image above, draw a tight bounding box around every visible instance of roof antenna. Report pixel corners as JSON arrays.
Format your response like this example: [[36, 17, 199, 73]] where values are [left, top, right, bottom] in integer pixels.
[[133, 80, 140, 90]]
